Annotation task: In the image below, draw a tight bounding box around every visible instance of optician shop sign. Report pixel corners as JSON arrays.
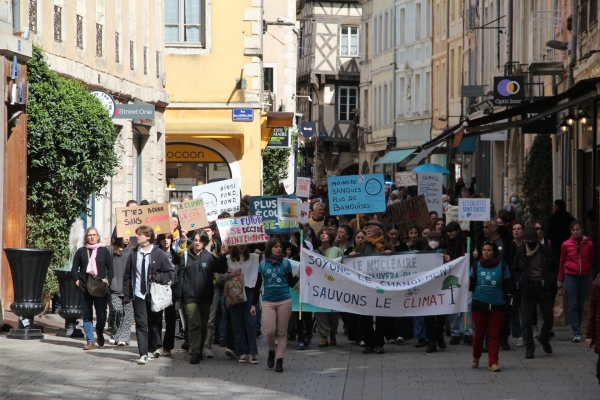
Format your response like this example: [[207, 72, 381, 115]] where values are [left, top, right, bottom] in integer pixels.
[[493, 76, 524, 106]]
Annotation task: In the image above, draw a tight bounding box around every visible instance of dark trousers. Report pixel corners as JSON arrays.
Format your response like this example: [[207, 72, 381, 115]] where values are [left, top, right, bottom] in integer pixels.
[[294, 311, 313, 343], [521, 287, 554, 353], [425, 314, 447, 341], [162, 304, 177, 351], [596, 354, 600, 383], [132, 296, 163, 356], [359, 315, 386, 348], [346, 313, 363, 342]]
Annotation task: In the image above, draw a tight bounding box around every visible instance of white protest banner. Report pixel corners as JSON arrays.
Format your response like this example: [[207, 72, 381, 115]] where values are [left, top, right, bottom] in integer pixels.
[[176, 198, 209, 231], [216, 215, 267, 246], [395, 171, 417, 187], [417, 173, 443, 217], [458, 198, 490, 221], [192, 177, 240, 221], [296, 177, 311, 198], [341, 252, 444, 280], [277, 198, 302, 221], [445, 205, 471, 231], [300, 249, 469, 317], [298, 203, 310, 224]]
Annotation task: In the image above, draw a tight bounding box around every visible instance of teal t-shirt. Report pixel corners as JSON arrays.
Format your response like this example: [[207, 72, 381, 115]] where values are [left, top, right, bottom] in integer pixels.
[[470, 262, 510, 305], [259, 259, 292, 303]]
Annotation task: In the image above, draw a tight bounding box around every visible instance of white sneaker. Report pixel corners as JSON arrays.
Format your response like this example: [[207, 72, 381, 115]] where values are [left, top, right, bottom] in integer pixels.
[[225, 348, 235, 359], [147, 353, 155, 360], [516, 338, 523, 347], [117, 341, 126, 346], [238, 354, 247, 363], [153, 349, 162, 358], [108, 338, 116, 345], [360, 341, 365, 347], [203, 348, 214, 358], [137, 355, 148, 365], [396, 336, 405, 345], [573, 335, 582, 343], [533, 326, 539, 338]]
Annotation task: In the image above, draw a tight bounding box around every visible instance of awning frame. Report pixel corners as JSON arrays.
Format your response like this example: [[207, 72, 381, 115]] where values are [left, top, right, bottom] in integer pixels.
[[373, 148, 416, 165]]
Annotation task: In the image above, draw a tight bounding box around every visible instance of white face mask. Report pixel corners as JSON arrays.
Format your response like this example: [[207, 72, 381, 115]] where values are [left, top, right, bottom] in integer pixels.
[[443, 202, 449, 208], [429, 241, 440, 250], [511, 197, 517, 203]]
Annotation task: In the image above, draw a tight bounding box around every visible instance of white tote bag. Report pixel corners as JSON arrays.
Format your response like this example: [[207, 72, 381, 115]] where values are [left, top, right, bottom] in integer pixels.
[[150, 282, 172, 312]]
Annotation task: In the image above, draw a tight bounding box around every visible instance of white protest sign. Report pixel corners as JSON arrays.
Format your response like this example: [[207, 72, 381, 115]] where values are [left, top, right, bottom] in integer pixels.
[[300, 249, 470, 317], [341, 252, 444, 280], [277, 198, 302, 221], [296, 177, 311, 198], [445, 206, 471, 231], [417, 173, 443, 217], [192, 177, 240, 221], [395, 171, 417, 187], [215, 215, 267, 246], [298, 203, 310, 224], [458, 198, 490, 221]]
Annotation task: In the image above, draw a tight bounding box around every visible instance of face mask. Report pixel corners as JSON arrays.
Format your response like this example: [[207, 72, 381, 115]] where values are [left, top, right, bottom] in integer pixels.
[[443, 202, 449, 208], [511, 197, 517, 203], [429, 241, 440, 249]]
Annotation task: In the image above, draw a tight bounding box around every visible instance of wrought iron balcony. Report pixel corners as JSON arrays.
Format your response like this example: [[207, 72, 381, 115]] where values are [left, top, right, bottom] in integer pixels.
[[528, 10, 568, 76]]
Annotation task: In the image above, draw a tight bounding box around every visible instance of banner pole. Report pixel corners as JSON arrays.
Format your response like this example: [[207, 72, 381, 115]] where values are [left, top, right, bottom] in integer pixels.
[[299, 229, 304, 320]]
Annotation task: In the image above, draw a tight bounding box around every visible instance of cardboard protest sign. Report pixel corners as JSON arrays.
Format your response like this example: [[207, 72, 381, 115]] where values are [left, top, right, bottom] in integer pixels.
[[341, 251, 444, 279], [395, 171, 417, 187], [215, 215, 267, 246], [300, 249, 470, 317], [445, 205, 471, 231], [296, 177, 311, 198], [458, 198, 490, 221], [418, 173, 443, 217], [176, 198, 209, 231], [375, 195, 430, 241], [191, 177, 240, 221], [115, 202, 172, 237], [249, 195, 298, 234], [277, 198, 302, 221], [298, 203, 310, 224], [327, 174, 387, 215]]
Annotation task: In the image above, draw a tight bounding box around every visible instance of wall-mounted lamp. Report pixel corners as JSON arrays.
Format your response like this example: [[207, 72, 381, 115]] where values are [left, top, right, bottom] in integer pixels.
[[565, 113, 577, 125], [578, 110, 591, 125], [558, 120, 570, 132]]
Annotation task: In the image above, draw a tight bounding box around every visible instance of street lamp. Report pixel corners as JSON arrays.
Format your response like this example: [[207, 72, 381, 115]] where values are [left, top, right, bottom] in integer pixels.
[[546, 40, 569, 51], [565, 113, 577, 125], [578, 109, 591, 125], [558, 120, 570, 132], [579, 50, 600, 61]]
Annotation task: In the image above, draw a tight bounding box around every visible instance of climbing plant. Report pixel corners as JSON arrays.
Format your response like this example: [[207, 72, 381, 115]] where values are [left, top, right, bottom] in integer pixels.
[[262, 147, 291, 195], [26, 46, 121, 310], [514, 134, 553, 226]]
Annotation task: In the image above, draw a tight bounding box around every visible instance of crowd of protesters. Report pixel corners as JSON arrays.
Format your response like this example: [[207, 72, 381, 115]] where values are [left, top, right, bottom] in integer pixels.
[[67, 179, 600, 383]]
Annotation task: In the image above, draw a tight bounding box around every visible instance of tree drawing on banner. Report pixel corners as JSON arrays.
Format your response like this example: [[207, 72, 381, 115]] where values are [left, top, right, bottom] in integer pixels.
[[441, 275, 461, 305]]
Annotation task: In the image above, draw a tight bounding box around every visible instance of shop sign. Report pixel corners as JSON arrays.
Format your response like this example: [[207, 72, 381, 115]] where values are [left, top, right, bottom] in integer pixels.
[[232, 108, 254, 122], [192, 177, 240, 221], [493, 76, 524, 106], [301, 121, 316, 138], [113, 103, 155, 119], [166, 144, 226, 163], [115, 202, 172, 237], [267, 127, 290, 148]]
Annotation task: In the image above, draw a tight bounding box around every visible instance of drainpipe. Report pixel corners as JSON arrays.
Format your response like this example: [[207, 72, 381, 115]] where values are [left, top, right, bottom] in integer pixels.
[[566, 0, 578, 212]]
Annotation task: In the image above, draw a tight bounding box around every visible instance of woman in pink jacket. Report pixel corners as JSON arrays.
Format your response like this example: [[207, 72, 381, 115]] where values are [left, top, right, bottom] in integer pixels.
[[558, 220, 595, 342]]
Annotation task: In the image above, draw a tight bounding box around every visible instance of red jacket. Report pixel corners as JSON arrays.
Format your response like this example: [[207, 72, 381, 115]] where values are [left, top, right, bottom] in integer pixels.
[[559, 236, 595, 282], [586, 276, 600, 354]]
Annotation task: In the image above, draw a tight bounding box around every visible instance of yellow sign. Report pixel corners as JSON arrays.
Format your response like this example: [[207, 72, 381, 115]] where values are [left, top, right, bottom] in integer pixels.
[[166, 144, 226, 163]]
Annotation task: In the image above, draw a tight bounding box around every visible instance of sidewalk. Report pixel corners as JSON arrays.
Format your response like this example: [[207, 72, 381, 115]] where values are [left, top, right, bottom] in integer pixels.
[[0, 323, 598, 399]]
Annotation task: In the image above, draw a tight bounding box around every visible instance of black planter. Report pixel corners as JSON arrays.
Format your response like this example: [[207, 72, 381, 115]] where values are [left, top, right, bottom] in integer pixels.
[[4, 248, 54, 340], [53, 270, 84, 338]]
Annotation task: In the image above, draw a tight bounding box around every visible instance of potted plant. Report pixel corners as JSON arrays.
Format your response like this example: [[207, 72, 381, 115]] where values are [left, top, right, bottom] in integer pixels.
[[4, 248, 54, 340], [52, 218, 85, 338]]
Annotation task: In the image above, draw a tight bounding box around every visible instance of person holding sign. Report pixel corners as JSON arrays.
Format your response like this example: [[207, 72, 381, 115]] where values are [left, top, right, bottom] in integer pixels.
[[251, 239, 299, 372], [349, 221, 394, 354], [175, 231, 227, 364], [470, 241, 515, 372]]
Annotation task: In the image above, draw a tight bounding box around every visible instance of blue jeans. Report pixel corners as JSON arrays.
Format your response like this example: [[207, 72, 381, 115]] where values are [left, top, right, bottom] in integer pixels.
[[79, 288, 108, 342], [564, 274, 590, 336], [449, 312, 473, 336], [229, 287, 258, 356], [413, 316, 426, 339]]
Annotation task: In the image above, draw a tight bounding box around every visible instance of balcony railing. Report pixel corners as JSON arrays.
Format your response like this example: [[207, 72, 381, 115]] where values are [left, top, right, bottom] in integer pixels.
[[529, 10, 568, 64], [263, 91, 276, 112]]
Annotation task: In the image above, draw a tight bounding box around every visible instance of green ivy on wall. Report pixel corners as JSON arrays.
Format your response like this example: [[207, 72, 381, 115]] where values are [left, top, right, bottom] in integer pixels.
[[262, 147, 291, 195], [26, 46, 121, 310]]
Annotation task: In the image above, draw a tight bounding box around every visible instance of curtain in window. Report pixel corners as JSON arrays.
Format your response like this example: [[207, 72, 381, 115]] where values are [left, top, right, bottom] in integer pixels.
[[350, 27, 358, 55], [184, 0, 201, 42], [165, 0, 179, 42]]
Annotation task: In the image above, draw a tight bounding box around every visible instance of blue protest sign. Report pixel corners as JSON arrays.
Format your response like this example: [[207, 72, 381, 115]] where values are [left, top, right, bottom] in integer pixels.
[[458, 198, 490, 221], [249, 195, 299, 234], [327, 174, 387, 215]]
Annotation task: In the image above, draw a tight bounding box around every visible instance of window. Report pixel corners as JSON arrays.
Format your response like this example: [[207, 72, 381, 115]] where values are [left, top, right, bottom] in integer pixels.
[[399, 8, 405, 45], [424, 72, 431, 114], [426, 1, 431, 37], [264, 67, 274, 91], [341, 26, 359, 56], [339, 87, 358, 121], [76, 14, 83, 49], [450, 48, 455, 98], [53, 5, 62, 42], [115, 32, 120, 63], [130, 40, 135, 70], [580, 0, 589, 35], [28, 0, 37, 33], [399, 77, 405, 117], [415, 3, 422, 40], [383, 84, 388, 125], [379, 15, 383, 52], [590, 0, 598, 27], [143, 46, 148, 75], [365, 22, 369, 55], [298, 24, 305, 57], [384, 12, 388, 50], [374, 18, 378, 54], [96, 23, 103, 57], [156, 51, 161, 78], [414, 75, 421, 115], [165, 0, 204, 45]]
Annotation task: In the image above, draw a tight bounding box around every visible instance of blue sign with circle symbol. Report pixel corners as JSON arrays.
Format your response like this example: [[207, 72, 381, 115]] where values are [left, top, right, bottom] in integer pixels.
[[327, 174, 387, 215]]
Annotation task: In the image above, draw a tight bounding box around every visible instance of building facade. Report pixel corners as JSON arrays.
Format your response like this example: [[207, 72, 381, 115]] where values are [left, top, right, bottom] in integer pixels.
[[296, 0, 362, 183]]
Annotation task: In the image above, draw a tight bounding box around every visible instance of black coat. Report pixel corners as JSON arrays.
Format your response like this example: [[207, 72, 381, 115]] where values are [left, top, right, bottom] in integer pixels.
[[511, 243, 558, 295], [547, 209, 576, 257], [123, 245, 174, 303], [174, 249, 227, 305], [71, 247, 114, 291]]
